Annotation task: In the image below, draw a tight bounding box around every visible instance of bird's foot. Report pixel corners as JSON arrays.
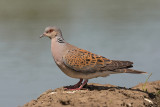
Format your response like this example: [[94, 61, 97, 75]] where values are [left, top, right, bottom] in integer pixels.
[[69, 88, 81, 90], [64, 79, 83, 90], [64, 79, 88, 91], [64, 84, 81, 90]]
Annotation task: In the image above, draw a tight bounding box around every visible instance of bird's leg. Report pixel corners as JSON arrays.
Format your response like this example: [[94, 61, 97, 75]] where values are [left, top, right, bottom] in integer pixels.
[[70, 79, 88, 90], [73, 78, 83, 88], [64, 79, 83, 89]]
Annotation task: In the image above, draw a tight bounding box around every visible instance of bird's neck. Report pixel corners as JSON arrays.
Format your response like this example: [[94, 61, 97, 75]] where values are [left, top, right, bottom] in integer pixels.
[[56, 36, 65, 43], [51, 36, 66, 63]]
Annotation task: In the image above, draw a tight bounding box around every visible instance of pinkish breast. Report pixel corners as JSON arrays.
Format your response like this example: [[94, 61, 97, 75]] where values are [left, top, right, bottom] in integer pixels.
[[51, 38, 66, 64]]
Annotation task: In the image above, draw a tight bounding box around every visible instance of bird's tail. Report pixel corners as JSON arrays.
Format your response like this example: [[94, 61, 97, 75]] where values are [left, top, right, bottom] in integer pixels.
[[114, 68, 146, 74]]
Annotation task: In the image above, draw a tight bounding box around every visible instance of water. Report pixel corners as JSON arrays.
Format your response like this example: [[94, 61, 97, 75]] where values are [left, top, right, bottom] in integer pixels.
[[0, 0, 160, 107]]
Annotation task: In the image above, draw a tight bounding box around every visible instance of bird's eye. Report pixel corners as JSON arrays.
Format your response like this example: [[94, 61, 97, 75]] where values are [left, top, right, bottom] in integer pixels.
[[46, 29, 54, 33]]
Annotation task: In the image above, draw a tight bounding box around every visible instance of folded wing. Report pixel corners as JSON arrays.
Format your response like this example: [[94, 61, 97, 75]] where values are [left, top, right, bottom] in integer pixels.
[[63, 48, 134, 73]]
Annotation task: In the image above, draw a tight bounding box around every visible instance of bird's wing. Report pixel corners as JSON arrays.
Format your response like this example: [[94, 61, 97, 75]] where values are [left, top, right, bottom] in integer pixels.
[[63, 48, 133, 73]]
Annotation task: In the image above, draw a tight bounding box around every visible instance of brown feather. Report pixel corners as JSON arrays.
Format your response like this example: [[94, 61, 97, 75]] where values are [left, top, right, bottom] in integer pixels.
[[113, 68, 146, 74], [63, 48, 141, 74]]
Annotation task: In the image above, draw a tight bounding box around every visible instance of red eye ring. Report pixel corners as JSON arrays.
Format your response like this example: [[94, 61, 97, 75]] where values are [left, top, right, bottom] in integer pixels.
[[46, 29, 54, 33], [49, 29, 54, 33]]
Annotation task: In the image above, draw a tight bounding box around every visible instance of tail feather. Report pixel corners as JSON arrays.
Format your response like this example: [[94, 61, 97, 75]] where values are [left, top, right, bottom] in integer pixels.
[[114, 68, 146, 74]]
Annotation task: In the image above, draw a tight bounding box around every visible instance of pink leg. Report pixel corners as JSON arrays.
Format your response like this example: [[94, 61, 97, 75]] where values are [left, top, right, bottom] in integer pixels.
[[64, 79, 83, 89], [73, 79, 83, 88], [70, 79, 88, 90]]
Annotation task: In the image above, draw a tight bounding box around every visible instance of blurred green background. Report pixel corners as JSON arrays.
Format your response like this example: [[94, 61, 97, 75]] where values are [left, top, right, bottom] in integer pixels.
[[0, 0, 160, 106]]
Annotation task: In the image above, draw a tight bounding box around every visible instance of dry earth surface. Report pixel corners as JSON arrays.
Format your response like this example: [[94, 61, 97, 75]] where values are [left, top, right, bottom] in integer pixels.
[[22, 80, 160, 107]]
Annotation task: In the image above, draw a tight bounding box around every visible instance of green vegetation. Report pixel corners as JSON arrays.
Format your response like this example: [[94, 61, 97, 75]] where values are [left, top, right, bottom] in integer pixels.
[[142, 73, 152, 92], [156, 90, 160, 95]]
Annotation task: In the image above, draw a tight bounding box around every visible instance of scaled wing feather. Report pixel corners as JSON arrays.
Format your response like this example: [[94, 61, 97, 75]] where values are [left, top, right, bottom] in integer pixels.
[[63, 48, 133, 73]]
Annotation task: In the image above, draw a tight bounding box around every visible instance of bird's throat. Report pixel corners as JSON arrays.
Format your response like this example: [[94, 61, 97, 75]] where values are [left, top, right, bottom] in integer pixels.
[[51, 38, 65, 63]]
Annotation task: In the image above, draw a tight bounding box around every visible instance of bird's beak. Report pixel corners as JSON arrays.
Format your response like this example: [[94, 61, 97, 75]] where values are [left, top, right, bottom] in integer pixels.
[[40, 34, 45, 38]]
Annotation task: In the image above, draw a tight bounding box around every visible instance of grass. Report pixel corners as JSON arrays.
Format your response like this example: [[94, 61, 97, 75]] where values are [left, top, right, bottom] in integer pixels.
[[142, 73, 152, 92], [156, 90, 160, 95]]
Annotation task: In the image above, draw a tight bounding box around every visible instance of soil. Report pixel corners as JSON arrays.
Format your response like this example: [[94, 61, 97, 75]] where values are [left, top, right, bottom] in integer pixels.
[[22, 80, 160, 107]]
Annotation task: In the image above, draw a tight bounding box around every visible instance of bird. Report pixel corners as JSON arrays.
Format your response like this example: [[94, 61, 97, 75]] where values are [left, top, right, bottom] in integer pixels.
[[40, 26, 146, 90]]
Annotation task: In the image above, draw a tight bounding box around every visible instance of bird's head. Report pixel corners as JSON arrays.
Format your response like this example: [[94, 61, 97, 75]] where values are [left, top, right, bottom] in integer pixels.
[[40, 26, 62, 39]]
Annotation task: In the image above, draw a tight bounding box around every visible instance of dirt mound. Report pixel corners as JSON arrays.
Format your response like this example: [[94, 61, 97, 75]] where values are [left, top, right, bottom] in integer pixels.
[[22, 80, 160, 107]]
